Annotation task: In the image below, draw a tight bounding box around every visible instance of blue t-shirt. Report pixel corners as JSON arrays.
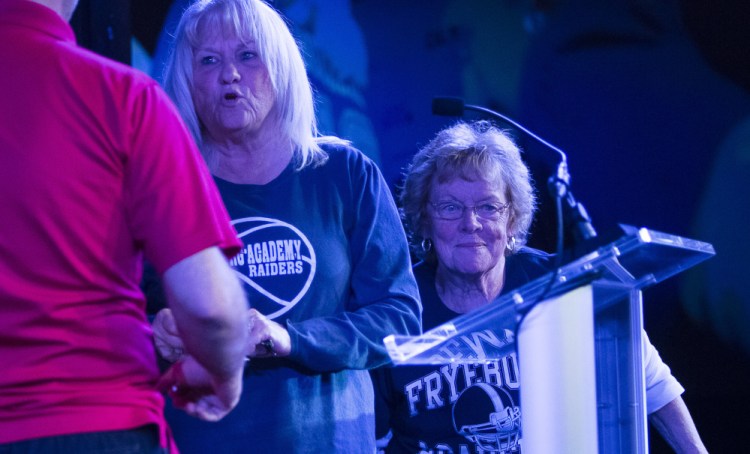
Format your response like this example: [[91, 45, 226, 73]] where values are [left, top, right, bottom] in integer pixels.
[[162, 144, 422, 453], [372, 248, 551, 454]]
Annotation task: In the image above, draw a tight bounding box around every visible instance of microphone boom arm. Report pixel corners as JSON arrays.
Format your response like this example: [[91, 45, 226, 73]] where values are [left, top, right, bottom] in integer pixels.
[[434, 97, 598, 245]]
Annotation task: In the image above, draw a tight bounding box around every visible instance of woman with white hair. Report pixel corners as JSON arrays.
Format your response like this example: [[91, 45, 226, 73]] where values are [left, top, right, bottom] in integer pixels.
[[149, 0, 421, 452], [372, 120, 707, 453]]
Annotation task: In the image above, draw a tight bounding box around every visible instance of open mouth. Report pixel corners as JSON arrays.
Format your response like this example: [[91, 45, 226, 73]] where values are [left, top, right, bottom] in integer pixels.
[[224, 93, 239, 100]]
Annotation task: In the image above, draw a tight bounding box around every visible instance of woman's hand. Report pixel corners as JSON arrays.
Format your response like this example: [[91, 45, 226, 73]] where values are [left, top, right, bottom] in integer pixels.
[[246, 308, 291, 358], [152, 308, 185, 362]]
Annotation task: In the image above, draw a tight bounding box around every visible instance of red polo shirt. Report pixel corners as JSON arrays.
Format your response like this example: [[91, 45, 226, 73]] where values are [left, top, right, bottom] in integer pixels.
[[0, 0, 240, 447]]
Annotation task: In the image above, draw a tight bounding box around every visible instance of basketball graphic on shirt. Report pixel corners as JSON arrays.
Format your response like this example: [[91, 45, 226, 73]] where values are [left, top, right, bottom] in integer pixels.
[[230, 217, 316, 319]]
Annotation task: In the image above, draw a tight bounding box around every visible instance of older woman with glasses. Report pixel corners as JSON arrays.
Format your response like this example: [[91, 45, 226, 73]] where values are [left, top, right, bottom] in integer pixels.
[[371, 120, 707, 453]]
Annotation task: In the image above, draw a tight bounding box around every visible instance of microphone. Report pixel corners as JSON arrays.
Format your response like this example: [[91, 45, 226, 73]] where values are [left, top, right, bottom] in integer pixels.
[[431, 96, 597, 246]]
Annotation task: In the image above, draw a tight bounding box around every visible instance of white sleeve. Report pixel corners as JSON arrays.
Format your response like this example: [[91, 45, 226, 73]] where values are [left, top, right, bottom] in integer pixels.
[[642, 330, 684, 414]]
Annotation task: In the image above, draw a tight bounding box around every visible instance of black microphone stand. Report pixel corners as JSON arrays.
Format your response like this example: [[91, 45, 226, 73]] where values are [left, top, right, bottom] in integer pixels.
[[441, 99, 598, 248]]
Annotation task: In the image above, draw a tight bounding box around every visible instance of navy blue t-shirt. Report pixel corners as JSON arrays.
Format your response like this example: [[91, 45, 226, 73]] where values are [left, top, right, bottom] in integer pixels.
[[373, 248, 551, 454], [160, 144, 422, 453]]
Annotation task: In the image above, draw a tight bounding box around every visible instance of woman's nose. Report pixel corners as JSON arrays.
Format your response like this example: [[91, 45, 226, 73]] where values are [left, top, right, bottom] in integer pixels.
[[459, 208, 483, 231], [221, 62, 241, 84]]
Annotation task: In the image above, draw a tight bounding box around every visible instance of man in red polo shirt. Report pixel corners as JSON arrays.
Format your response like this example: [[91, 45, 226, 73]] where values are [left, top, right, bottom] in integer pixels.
[[0, 0, 249, 452]]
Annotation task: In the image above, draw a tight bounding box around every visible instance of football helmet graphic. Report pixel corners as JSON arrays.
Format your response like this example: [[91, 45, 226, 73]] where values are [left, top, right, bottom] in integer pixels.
[[452, 383, 521, 453]]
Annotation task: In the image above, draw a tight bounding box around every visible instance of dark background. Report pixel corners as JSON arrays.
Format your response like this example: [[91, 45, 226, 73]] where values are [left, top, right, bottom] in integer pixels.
[[72, 0, 750, 452]]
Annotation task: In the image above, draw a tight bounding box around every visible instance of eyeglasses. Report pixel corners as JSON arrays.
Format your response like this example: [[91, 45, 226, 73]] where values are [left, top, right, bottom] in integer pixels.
[[430, 201, 511, 221]]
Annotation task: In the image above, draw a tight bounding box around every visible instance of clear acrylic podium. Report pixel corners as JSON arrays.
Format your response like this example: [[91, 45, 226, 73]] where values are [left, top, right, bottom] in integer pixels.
[[384, 227, 715, 453]]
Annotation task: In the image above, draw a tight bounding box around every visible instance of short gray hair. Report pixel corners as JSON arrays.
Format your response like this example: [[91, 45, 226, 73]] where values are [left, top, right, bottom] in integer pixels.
[[401, 120, 536, 261]]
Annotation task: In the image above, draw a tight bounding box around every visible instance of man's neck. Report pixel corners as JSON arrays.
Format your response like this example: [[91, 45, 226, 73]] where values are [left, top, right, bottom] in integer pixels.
[[27, 0, 76, 21]]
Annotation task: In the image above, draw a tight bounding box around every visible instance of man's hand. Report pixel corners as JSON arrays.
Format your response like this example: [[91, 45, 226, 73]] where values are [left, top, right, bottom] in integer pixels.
[[153, 308, 185, 363], [158, 355, 243, 422]]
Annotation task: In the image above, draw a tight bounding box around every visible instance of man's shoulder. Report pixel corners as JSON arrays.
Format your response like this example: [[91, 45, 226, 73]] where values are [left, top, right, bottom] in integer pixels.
[[60, 42, 160, 95]]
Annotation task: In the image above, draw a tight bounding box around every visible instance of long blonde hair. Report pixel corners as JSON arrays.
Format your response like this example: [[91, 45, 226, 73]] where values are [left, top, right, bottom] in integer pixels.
[[163, 0, 348, 169]]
